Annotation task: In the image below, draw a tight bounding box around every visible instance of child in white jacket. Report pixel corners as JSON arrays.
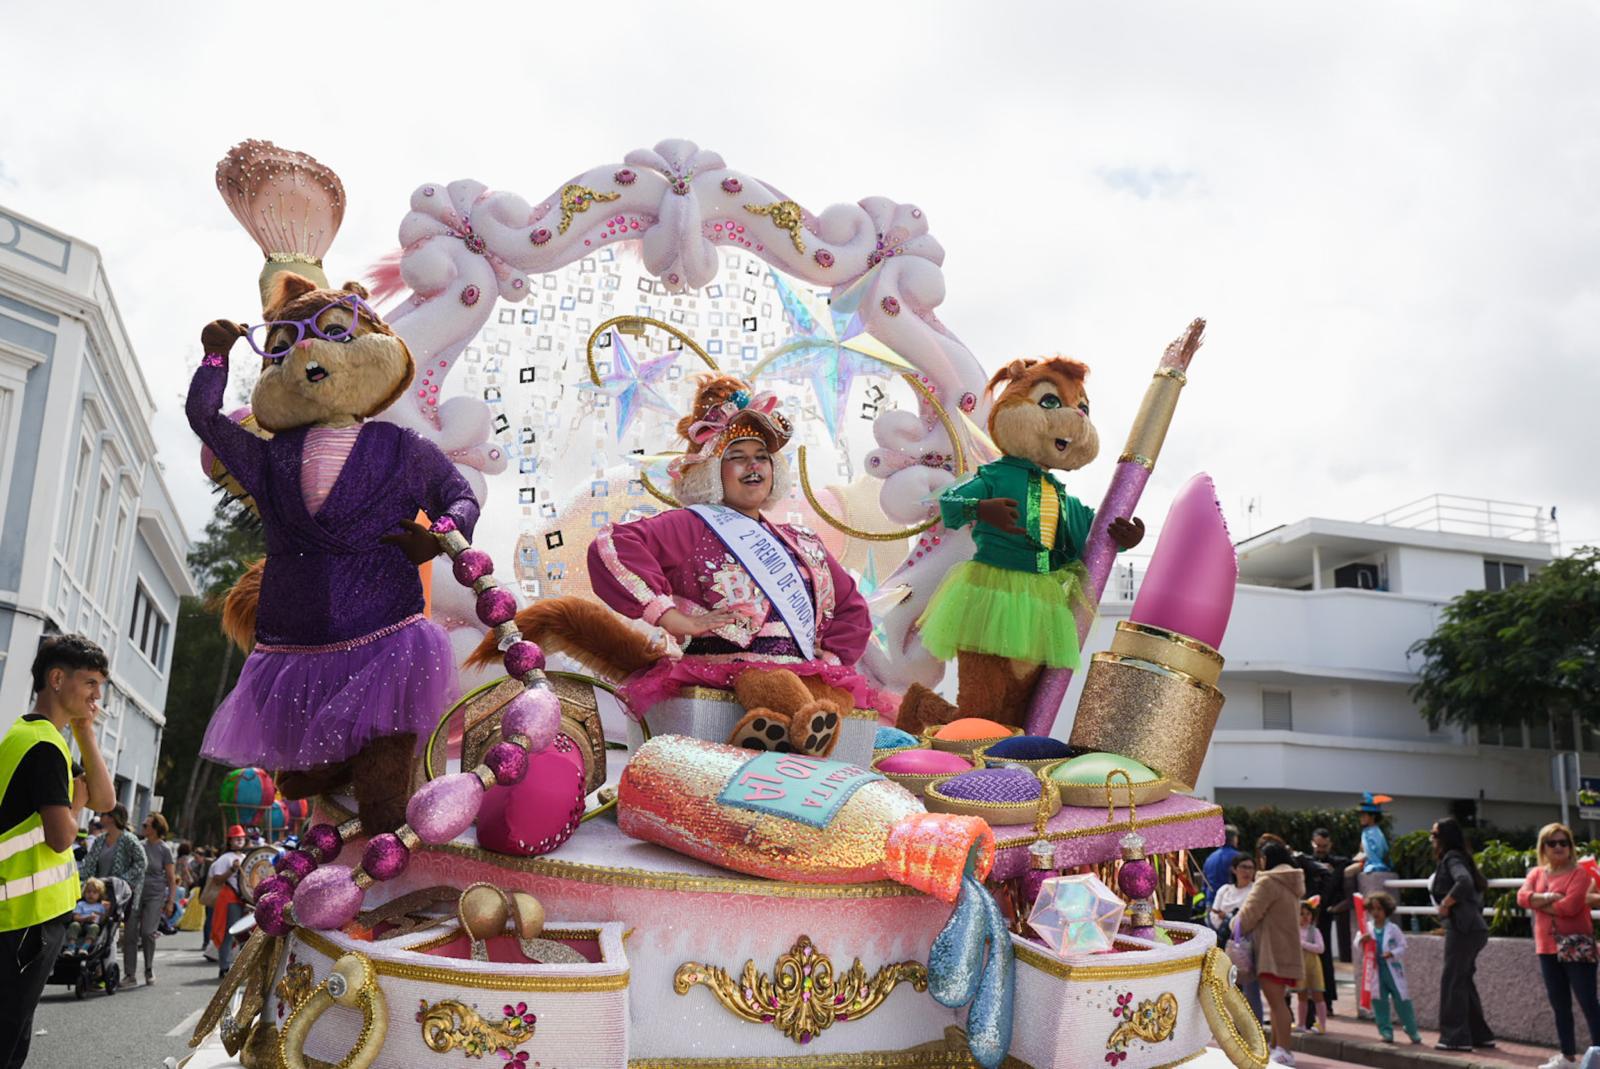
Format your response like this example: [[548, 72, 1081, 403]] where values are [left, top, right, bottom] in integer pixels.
[[1297, 899, 1328, 1033], [1364, 892, 1423, 1045]]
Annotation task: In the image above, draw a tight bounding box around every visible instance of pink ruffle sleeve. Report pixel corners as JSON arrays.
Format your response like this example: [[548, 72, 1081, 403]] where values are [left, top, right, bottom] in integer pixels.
[[587, 512, 695, 624]]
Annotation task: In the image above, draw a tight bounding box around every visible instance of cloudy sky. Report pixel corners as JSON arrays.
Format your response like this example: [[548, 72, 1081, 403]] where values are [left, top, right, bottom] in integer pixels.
[[3, 3, 1596, 555]]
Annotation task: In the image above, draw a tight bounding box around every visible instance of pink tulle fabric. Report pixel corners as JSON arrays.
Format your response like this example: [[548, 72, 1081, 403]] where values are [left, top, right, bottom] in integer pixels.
[[201, 616, 456, 769], [617, 655, 894, 720]]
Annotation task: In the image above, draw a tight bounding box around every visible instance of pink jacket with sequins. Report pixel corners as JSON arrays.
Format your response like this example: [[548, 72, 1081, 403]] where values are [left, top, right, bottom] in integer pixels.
[[587, 508, 871, 664]]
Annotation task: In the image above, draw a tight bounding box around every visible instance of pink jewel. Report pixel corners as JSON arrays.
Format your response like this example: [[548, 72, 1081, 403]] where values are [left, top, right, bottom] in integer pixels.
[[959, 392, 977, 413], [464, 233, 486, 255], [423, 186, 435, 196], [912, 208, 922, 218], [880, 296, 901, 316], [814, 249, 835, 268], [530, 228, 551, 245], [512, 278, 524, 289], [667, 273, 680, 285], [614, 168, 636, 185], [460, 285, 481, 306], [721, 177, 742, 194]]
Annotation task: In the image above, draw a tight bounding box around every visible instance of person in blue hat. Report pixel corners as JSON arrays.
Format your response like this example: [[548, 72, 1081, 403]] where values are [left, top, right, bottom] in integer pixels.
[[1355, 794, 1394, 875]]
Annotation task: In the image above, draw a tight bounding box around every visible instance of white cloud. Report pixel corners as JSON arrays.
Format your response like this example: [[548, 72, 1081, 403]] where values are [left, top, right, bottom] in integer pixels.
[[1, 1, 1595, 552]]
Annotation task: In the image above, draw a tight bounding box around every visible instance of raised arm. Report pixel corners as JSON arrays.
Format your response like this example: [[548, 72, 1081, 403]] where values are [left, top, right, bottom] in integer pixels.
[[186, 321, 269, 496]]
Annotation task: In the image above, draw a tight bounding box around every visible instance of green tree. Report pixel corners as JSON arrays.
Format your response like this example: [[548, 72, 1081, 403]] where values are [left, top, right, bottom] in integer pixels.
[[154, 499, 264, 843], [1409, 546, 1600, 734]]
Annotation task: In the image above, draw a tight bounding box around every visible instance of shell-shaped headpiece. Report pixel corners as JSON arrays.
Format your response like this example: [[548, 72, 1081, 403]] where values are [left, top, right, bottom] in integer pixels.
[[216, 139, 346, 307]]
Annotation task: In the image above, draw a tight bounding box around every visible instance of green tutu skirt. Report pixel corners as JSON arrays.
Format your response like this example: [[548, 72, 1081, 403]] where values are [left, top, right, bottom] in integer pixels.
[[917, 560, 1091, 668]]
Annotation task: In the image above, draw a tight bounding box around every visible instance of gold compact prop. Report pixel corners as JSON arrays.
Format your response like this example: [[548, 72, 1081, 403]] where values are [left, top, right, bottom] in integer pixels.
[[457, 884, 588, 966], [1068, 621, 1225, 791]]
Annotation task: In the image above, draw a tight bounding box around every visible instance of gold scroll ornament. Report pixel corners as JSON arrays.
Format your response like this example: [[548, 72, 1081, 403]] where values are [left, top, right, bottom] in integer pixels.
[[1106, 991, 1180, 1056], [558, 183, 622, 234], [674, 934, 928, 1045], [419, 999, 537, 1059]]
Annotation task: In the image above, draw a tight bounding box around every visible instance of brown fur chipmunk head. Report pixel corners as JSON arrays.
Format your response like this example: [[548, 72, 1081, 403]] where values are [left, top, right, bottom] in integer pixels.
[[985, 356, 1100, 472], [248, 272, 414, 433]]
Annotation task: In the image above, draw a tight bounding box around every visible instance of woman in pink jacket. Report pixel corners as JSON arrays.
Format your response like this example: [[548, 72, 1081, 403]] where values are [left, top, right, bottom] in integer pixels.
[[1517, 822, 1600, 1069]]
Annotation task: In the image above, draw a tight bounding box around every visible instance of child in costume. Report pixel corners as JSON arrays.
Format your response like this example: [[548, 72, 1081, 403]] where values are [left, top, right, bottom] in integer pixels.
[[477, 376, 880, 757], [1296, 898, 1328, 1034], [899, 357, 1144, 732], [1361, 892, 1422, 1045], [188, 272, 478, 831]]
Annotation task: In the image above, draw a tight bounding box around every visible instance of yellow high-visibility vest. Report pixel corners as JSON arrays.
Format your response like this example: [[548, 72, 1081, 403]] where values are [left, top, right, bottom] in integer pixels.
[[0, 718, 80, 931]]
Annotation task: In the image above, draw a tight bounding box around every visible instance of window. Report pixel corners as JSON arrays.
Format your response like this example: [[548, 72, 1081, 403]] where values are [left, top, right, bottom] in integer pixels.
[[1483, 560, 1529, 592], [60, 437, 92, 557], [129, 584, 168, 668], [1555, 713, 1577, 752], [1262, 690, 1293, 731], [82, 473, 110, 586], [1528, 715, 1553, 751]]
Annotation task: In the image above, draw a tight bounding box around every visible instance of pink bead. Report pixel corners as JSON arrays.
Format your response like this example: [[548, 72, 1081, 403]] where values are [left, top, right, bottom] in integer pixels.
[[292, 866, 364, 930], [503, 640, 545, 678], [274, 849, 316, 882], [361, 833, 411, 881], [476, 587, 518, 627], [501, 687, 561, 752], [255, 891, 295, 937], [1118, 858, 1159, 900], [485, 742, 529, 785], [453, 548, 494, 585], [406, 772, 485, 844], [255, 875, 293, 902], [302, 823, 342, 863]]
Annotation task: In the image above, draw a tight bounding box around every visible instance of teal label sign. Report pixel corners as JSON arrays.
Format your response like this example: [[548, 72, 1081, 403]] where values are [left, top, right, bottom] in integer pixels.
[[717, 752, 883, 829]]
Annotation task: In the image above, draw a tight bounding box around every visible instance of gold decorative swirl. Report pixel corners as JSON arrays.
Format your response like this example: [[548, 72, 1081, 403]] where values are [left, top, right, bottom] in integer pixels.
[[673, 934, 927, 1045], [557, 183, 621, 234], [1107, 991, 1180, 1052], [798, 372, 967, 542], [418, 998, 536, 1058], [276, 961, 316, 1015], [584, 314, 719, 387], [743, 200, 808, 253]]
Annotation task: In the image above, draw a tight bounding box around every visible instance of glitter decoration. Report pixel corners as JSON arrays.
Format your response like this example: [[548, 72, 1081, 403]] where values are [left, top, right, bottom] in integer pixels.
[[406, 773, 486, 844], [485, 741, 530, 785], [502, 640, 545, 678], [499, 688, 561, 751], [557, 183, 622, 234], [302, 823, 342, 863], [578, 327, 680, 442], [744, 199, 808, 253], [274, 850, 316, 883], [254, 875, 293, 902], [935, 767, 1040, 804], [1106, 991, 1180, 1061], [873, 726, 917, 750], [928, 874, 1014, 1069], [475, 587, 518, 627], [361, 834, 410, 882], [255, 891, 294, 937], [428, 516, 457, 534], [1027, 873, 1126, 958], [452, 548, 494, 585], [292, 866, 365, 929], [1118, 855, 1158, 900]]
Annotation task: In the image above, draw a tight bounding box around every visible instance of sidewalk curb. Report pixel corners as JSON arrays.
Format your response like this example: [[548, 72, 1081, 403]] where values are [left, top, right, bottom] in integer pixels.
[[1297, 1033, 1513, 1069]]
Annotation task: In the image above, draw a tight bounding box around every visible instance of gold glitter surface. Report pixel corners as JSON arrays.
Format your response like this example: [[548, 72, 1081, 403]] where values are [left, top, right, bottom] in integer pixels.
[[1110, 622, 1223, 687], [1118, 372, 1186, 474], [1068, 655, 1224, 790]]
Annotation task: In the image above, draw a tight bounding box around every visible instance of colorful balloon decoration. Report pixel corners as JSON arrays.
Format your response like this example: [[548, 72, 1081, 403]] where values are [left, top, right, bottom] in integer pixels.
[[219, 767, 276, 832]]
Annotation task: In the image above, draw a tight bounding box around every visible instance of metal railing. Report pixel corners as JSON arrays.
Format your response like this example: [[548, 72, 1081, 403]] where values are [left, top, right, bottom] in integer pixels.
[[1363, 494, 1560, 546], [1382, 877, 1600, 920]]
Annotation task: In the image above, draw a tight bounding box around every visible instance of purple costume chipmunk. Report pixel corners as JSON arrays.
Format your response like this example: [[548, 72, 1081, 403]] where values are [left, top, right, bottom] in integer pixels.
[[187, 272, 479, 830]]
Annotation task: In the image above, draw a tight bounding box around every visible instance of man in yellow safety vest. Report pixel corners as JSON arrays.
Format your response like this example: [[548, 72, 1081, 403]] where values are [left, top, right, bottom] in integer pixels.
[[0, 635, 114, 1067]]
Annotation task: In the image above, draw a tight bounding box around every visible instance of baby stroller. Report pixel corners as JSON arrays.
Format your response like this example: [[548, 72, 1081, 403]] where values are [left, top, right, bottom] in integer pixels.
[[49, 875, 131, 998]]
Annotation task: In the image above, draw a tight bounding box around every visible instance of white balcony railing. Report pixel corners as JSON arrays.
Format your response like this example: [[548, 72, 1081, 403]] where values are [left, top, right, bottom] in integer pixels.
[[1364, 494, 1560, 546]]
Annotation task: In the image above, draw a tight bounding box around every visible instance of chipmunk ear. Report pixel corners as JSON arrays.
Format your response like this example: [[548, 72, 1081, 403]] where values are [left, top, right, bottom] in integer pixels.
[[986, 358, 1036, 396], [340, 280, 370, 300], [264, 272, 320, 318]]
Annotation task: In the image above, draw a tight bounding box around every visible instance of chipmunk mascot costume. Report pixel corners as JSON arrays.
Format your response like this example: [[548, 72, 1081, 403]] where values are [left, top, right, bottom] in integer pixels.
[[897, 357, 1144, 733], [472, 376, 882, 757]]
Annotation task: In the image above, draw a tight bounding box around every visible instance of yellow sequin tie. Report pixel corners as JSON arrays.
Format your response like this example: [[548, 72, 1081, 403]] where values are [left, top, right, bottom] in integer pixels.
[[1037, 477, 1059, 549]]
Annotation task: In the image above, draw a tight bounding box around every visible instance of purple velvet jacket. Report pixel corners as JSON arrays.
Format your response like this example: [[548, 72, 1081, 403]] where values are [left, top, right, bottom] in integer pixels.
[[186, 354, 479, 647]]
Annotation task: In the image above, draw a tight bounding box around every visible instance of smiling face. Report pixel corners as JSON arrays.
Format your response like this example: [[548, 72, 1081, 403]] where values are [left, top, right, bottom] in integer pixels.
[[250, 274, 413, 433], [987, 358, 1101, 472], [719, 437, 774, 516]]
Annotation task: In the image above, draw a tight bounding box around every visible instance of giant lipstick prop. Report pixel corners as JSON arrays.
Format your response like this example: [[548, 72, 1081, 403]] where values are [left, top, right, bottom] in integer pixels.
[[1024, 319, 1206, 737]]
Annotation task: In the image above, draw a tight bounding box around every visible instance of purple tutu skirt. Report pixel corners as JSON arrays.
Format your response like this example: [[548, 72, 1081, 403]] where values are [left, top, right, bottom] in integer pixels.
[[201, 614, 457, 771]]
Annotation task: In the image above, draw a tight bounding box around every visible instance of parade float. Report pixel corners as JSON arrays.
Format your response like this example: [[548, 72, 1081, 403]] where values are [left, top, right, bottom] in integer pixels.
[[183, 139, 1264, 1069]]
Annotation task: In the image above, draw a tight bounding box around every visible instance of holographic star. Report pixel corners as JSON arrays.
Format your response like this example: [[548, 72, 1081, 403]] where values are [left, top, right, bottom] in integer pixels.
[[751, 271, 909, 439], [1027, 873, 1126, 958], [580, 328, 680, 442]]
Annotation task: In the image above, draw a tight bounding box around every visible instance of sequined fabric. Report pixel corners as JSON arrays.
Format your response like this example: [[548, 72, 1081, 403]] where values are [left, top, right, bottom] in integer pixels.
[[936, 767, 1042, 804]]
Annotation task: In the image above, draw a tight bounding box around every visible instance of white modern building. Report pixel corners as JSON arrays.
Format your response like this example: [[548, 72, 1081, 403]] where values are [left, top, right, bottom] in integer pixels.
[[0, 204, 196, 821], [1063, 495, 1565, 835]]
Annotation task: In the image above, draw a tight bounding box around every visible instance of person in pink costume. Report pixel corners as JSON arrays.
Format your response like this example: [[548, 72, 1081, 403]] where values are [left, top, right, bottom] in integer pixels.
[[477, 376, 884, 757]]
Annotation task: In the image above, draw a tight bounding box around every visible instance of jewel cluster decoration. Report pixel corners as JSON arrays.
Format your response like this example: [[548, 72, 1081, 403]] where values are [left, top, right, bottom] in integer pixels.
[[253, 519, 561, 936]]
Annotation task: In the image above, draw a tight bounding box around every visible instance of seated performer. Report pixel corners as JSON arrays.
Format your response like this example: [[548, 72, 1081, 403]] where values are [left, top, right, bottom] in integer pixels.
[[486, 376, 882, 757]]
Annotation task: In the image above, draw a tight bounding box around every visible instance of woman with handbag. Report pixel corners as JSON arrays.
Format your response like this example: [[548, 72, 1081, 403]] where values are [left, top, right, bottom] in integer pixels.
[[1210, 854, 1263, 1024], [1516, 822, 1600, 1068]]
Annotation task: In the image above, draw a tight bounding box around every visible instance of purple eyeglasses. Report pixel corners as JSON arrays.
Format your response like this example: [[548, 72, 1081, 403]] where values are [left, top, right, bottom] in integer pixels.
[[243, 295, 378, 362]]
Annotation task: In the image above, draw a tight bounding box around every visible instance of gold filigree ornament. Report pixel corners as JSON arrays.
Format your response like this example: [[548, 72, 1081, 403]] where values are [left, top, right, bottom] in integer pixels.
[[279, 953, 388, 1069], [418, 998, 537, 1059], [277, 960, 317, 1014], [744, 199, 808, 253], [558, 183, 622, 234], [673, 934, 928, 1045], [1106, 991, 1180, 1059]]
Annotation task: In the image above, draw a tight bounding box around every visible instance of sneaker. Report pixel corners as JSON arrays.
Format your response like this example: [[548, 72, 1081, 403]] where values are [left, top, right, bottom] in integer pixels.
[[1270, 1049, 1296, 1066], [1408, 1035, 1422, 1045], [1380, 1035, 1396, 1045], [1538, 1056, 1578, 1069], [202, 945, 218, 962], [1437, 1042, 1474, 1052]]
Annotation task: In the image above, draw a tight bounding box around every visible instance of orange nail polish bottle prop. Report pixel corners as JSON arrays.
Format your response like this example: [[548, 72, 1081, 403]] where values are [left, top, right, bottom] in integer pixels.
[[618, 735, 995, 902]]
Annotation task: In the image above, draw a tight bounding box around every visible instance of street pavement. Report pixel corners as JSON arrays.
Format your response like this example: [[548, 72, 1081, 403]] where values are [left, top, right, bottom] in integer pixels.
[[30, 937, 221, 1069]]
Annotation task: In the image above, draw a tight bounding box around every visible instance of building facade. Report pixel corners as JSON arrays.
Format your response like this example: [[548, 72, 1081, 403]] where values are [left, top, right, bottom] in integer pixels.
[[1063, 495, 1566, 835], [0, 204, 195, 822]]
